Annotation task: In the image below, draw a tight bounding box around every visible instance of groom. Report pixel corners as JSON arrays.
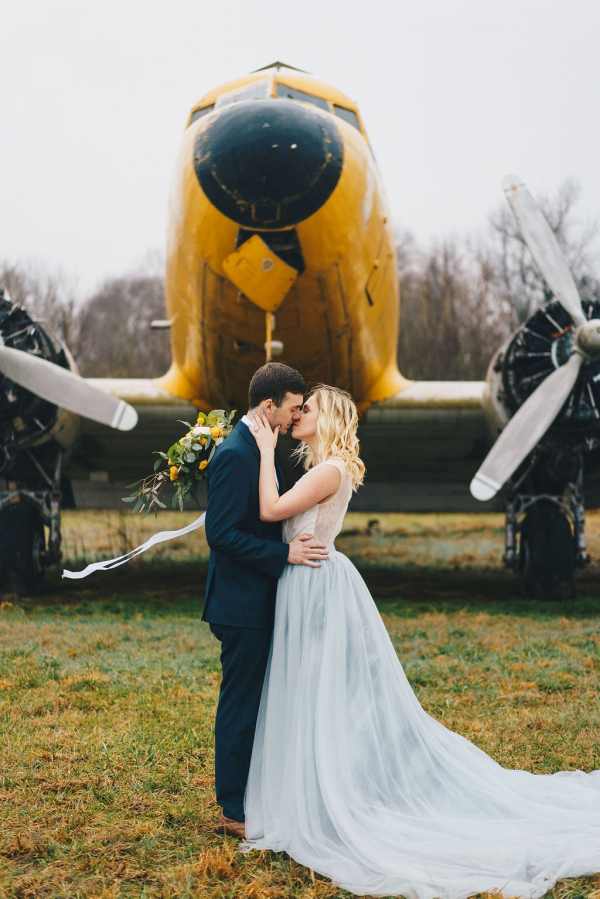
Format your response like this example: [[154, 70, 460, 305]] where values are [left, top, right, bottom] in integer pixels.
[[203, 363, 329, 839]]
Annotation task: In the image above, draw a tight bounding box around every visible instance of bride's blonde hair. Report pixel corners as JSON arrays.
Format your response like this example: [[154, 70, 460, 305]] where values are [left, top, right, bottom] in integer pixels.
[[292, 385, 365, 491]]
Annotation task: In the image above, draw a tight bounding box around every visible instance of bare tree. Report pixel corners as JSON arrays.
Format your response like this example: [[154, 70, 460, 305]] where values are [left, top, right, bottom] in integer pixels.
[[489, 178, 600, 327], [75, 273, 170, 378], [396, 231, 510, 380], [397, 180, 600, 380], [0, 260, 79, 347], [0, 258, 170, 378]]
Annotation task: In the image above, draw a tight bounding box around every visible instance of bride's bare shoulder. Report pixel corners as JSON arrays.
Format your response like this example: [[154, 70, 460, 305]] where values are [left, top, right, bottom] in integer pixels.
[[296, 463, 340, 482], [319, 458, 346, 472], [301, 462, 342, 500]]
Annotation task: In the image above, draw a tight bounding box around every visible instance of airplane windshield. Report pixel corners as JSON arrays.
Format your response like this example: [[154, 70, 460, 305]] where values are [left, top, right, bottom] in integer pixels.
[[215, 79, 270, 109], [190, 105, 215, 124], [276, 83, 330, 112], [333, 105, 361, 132]]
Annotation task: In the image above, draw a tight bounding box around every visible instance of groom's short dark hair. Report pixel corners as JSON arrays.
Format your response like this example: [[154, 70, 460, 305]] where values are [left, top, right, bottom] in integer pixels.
[[248, 363, 306, 408]]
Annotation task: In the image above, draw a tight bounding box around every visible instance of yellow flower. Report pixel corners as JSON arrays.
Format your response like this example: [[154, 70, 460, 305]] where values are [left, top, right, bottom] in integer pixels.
[[169, 466, 180, 481], [197, 414, 205, 423], [211, 426, 222, 438], [200, 437, 207, 445], [199, 460, 208, 470]]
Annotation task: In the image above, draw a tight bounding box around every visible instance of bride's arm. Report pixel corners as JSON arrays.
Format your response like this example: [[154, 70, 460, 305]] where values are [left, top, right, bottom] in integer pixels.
[[251, 412, 341, 522]]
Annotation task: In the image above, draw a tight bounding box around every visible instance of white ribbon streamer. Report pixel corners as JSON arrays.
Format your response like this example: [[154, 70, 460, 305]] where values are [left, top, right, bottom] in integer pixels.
[[62, 512, 206, 579]]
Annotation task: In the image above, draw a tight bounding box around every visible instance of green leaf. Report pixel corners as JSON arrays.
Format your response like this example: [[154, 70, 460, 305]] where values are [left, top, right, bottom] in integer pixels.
[[121, 496, 137, 503], [153, 458, 162, 471], [155, 498, 166, 509], [178, 493, 184, 512], [133, 499, 144, 514], [177, 420, 193, 429], [208, 445, 216, 462], [172, 494, 178, 509], [124, 481, 142, 489], [185, 452, 195, 463]]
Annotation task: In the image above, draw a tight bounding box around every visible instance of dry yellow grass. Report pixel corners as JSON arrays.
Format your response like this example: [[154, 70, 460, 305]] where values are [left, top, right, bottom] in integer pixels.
[[1, 511, 599, 898], [59, 508, 600, 572]]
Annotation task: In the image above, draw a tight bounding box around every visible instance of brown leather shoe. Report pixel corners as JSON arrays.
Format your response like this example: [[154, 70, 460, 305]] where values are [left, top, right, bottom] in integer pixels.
[[216, 812, 246, 839]]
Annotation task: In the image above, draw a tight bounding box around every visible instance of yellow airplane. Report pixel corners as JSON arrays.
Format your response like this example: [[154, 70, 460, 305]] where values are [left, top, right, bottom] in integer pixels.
[[75, 62, 489, 510], [1, 62, 599, 600], [157, 63, 408, 410]]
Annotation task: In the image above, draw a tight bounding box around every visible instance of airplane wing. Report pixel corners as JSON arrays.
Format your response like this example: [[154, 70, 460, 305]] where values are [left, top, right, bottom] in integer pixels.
[[360, 382, 600, 510], [66, 378, 501, 512], [354, 381, 498, 512], [66, 379, 200, 508]]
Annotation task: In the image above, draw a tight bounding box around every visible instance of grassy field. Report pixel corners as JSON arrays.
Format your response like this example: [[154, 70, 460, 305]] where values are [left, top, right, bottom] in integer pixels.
[[1, 511, 600, 898]]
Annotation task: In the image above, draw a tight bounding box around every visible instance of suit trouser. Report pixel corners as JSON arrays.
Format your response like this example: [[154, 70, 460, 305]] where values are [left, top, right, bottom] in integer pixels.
[[209, 623, 272, 821]]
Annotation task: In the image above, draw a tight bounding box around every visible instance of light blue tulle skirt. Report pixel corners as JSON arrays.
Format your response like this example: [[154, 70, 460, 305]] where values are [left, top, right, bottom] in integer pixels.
[[243, 548, 600, 899]]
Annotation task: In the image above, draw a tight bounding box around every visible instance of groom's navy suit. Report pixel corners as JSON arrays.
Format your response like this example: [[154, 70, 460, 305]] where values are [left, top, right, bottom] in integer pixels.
[[203, 421, 289, 820]]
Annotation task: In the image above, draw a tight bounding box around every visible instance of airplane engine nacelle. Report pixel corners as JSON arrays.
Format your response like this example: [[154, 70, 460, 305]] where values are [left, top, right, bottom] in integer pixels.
[[486, 298, 600, 452], [0, 296, 80, 476]]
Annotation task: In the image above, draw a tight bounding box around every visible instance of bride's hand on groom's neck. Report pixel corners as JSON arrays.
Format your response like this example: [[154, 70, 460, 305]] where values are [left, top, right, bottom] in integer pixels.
[[250, 409, 279, 452]]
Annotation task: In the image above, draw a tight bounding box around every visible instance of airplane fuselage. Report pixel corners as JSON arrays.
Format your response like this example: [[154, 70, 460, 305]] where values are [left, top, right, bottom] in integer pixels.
[[157, 69, 408, 410]]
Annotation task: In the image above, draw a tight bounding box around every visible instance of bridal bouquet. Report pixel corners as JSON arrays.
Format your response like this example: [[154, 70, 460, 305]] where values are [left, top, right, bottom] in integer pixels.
[[122, 408, 236, 516]]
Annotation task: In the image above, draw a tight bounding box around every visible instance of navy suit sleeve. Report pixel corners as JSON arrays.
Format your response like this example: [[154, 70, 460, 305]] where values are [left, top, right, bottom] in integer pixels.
[[205, 448, 289, 578]]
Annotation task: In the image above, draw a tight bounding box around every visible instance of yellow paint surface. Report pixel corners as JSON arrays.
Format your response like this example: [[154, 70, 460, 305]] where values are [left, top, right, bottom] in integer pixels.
[[222, 235, 297, 313]]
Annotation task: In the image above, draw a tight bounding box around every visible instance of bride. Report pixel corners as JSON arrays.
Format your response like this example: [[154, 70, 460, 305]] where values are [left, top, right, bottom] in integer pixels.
[[243, 384, 600, 899]]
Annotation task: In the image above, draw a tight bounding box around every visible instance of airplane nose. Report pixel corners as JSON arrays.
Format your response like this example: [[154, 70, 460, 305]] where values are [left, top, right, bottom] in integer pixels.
[[193, 99, 344, 228]]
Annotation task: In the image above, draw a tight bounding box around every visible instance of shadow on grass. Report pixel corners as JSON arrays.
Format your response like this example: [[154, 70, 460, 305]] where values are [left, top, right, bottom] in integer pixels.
[[18, 557, 600, 621]]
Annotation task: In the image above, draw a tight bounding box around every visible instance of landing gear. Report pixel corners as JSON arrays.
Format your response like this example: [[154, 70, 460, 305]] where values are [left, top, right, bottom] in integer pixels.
[[0, 450, 63, 595], [504, 474, 588, 601], [518, 501, 575, 600], [0, 503, 47, 594]]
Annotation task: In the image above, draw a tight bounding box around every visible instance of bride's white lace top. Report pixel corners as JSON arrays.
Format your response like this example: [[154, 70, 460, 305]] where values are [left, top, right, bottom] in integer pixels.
[[282, 459, 352, 545]]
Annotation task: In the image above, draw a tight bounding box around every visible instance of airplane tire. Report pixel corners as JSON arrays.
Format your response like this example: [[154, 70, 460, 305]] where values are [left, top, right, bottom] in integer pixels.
[[518, 502, 575, 601], [0, 504, 47, 595]]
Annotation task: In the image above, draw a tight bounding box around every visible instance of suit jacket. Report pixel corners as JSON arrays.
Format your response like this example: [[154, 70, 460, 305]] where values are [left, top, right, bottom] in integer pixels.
[[202, 422, 289, 629]]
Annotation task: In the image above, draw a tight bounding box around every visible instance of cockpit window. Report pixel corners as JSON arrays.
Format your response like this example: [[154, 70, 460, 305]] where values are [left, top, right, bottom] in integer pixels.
[[276, 83, 330, 112], [333, 105, 361, 132], [215, 79, 270, 109], [190, 105, 215, 125]]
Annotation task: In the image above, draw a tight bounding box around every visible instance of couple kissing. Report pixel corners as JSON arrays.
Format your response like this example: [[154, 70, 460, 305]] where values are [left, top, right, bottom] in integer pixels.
[[202, 362, 600, 899]]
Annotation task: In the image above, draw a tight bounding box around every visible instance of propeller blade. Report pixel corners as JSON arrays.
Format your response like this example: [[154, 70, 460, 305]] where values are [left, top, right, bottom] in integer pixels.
[[0, 345, 138, 430], [502, 175, 586, 327], [470, 353, 582, 501]]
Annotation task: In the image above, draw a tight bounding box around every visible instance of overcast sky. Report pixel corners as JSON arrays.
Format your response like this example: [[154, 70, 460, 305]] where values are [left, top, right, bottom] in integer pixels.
[[2, 0, 600, 297]]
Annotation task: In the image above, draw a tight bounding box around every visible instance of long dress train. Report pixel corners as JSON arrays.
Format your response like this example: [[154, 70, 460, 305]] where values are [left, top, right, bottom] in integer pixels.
[[243, 459, 600, 899]]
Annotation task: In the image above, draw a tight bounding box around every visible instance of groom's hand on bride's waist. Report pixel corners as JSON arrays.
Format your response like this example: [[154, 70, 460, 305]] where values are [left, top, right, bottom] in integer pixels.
[[287, 535, 329, 567]]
